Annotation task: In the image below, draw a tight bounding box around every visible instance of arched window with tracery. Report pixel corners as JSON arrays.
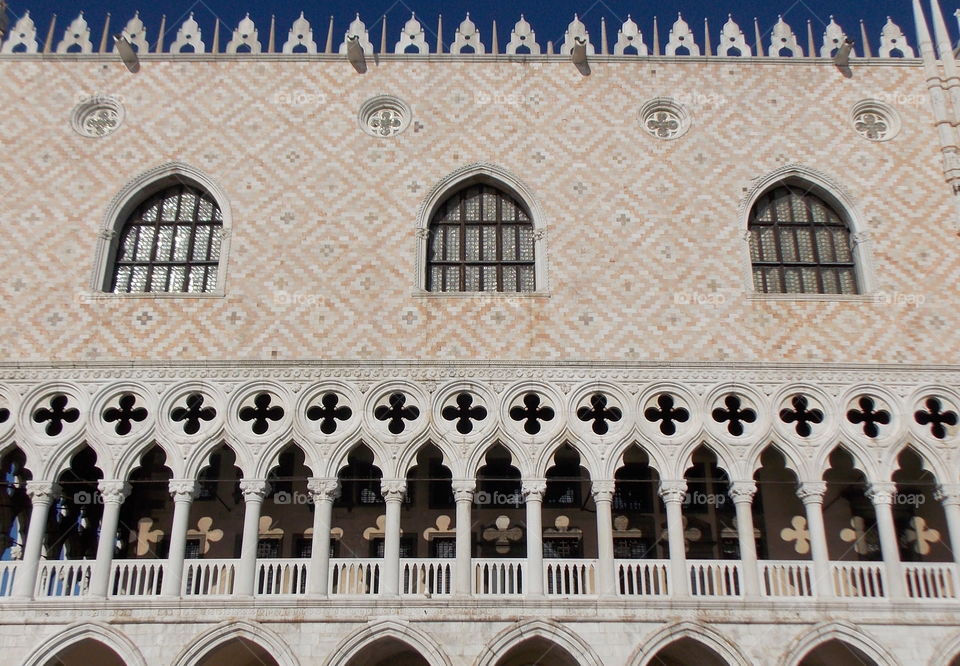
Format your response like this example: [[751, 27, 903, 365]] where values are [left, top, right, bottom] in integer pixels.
[[110, 184, 223, 293], [748, 185, 858, 294], [427, 184, 536, 292]]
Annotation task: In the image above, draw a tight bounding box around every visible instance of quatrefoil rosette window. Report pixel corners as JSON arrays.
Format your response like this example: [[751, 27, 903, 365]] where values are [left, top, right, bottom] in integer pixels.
[[704, 387, 769, 444], [22, 386, 87, 444], [637, 386, 699, 442], [851, 100, 901, 142], [772, 386, 834, 444], [640, 98, 691, 141], [908, 389, 960, 443], [840, 389, 900, 443], [71, 95, 125, 138], [568, 384, 630, 442], [295, 382, 361, 444], [228, 385, 293, 441], [158, 384, 225, 443], [89, 385, 154, 444], [365, 383, 427, 441], [433, 383, 496, 443], [359, 95, 412, 138], [501, 384, 564, 444]]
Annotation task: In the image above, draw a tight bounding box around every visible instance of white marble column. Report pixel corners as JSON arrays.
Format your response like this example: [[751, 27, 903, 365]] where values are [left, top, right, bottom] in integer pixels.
[[659, 480, 689, 597], [867, 481, 905, 599], [592, 480, 616, 597], [522, 479, 546, 597], [89, 480, 131, 598], [797, 481, 834, 598], [452, 479, 475, 595], [381, 479, 407, 596], [235, 479, 269, 596], [161, 479, 197, 597], [307, 478, 339, 595], [729, 480, 760, 597], [935, 484, 960, 567], [12, 481, 59, 599]]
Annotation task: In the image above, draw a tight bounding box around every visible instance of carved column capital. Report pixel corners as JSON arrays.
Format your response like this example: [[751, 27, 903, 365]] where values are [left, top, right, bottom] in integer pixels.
[[307, 478, 341, 502], [26, 481, 60, 503], [380, 479, 407, 502], [452, 479, 476, 502], [168, 479, 198, 502], [591, 480, 616, 503], [935, 484, 960, 507], [521, 479, 547, 500], [658, 480, 688, 504], [796, 481, 827, 505], [98, 480, 131, 503], [239, 479, 270, 502], [729, 480, 757, 504], [866, 481, 897, 506]]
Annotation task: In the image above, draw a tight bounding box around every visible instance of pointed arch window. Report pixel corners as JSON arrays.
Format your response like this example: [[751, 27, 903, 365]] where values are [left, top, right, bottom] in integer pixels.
[[426, 184, 536, 292], [748, 185, 858, 294], [110, 184, 223, 293]]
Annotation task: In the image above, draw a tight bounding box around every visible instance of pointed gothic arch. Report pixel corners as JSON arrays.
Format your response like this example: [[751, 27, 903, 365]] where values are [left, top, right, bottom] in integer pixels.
[[93, 162, 232, 295], [21, 620, 147, 666], [474, 619, 603, 666], [629, 621, 750, 666], [739, 164, 874, 295], [415, 163, 549, 293], [780, 621, 899, 666], [325, 619, 451, 666], [173, 619, 299, 666]]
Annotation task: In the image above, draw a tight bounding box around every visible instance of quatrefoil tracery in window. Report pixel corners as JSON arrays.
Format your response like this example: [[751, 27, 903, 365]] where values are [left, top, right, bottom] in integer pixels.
[[239, 393, 285, 435], [644, 394, 689, 436], [780, 395, 824, 437], [442, 393, 487, 435], [846, 396, 891, 438], [0, 405, 9, 424], [171, 393, 216, 435], [33, 394, 80, 437], [915, 397, 958, 440], [103, 393, 148, 436], [374, 393, 420, 435], [306, 393, 353, 435], [510, 393, 555, 435], [577, 393, 622, 435], [711, 395, 756, 436]]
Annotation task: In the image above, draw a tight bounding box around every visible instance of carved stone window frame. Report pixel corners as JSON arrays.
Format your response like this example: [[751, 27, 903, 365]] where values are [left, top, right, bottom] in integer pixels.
[[851, 99, 901, 143], [89, 162, 232, 299], [739, 164, 877, 301], [413, 162, 550, 296]]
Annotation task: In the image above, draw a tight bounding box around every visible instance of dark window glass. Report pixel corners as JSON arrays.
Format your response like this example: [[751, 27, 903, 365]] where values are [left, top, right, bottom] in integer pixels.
[[111, 185, 223, 293], [543, 538, 581, 559], [748, 185, 858, 294], [427, 184, 536, 292]]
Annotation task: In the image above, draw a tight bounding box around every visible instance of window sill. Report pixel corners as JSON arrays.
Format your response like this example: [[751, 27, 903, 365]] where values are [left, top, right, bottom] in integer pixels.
[[746, 292, 877, 303], [411, 290, 551, 299], [77, 291, 226, 301]]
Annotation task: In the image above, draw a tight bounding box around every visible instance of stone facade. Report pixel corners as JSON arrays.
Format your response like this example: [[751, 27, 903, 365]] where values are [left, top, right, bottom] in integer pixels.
[[2, 2, 960, 666]]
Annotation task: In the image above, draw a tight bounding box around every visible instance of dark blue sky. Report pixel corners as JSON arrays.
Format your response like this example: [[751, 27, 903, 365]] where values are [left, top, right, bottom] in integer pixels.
[[2, 1, 947, 54]]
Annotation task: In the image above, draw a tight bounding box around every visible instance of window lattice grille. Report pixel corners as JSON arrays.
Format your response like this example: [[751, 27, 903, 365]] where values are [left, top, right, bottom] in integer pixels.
[[748, 186, 858, 295], [427, 184, 536, 293], [111, 185, 223, 293]]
